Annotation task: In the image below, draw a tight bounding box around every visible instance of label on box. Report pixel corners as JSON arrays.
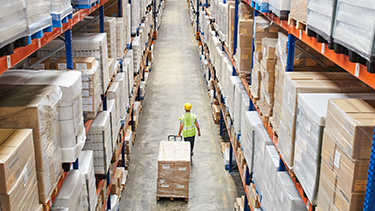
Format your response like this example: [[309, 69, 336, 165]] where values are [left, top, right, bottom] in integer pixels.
[[162, 165, 170, 169], [159, 179, 165, 183], [83, 104, 93, 112], [178, 167, 187, 171], [58, 63, 67, 70], [82, 90, 90, 97], [82, 82, 89, 89], [33, 63, 45, 70], [242, 55, 249, 60], [82, 74, 89, 81], [334, 149, 341, 169], [354, 180, 367, 192], [240, 29, 247, 34], [76, 63, 88, 70], [176, 184, 185, 189], [161, 184, 169, 188]]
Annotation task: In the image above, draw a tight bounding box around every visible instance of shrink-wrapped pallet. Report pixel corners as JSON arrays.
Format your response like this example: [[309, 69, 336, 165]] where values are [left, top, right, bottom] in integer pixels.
[[0, 85, 62, 203], [269, 0, 290, 19], [227, 76, 242, 118], [79, 151, 98, 211], [157, 141, 190, 198], [84, 111, 112, 174], [274, 172, 307, 211], [52, 170, 84, 211], [233, 84, 248, 135], [105, 99, 120, 150], [124, 50, 135, 97], [0, 70, 85, 163], [0, 129, 40, 211], [114, 73, 130, 120], [25, 0, 52, 35], [108, 82, 121, 144], [294, 93, 375, 204]]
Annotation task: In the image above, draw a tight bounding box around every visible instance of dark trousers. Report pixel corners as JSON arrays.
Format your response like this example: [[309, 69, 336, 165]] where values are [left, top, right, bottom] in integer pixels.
[[184, 136, 195, 156]]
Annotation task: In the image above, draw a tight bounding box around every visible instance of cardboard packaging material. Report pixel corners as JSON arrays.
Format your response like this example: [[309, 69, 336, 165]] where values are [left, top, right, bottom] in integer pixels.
[[157, 141, 190, 198], [0, 85, 62, 203], [316, 160, 337, 211], [55, 57, 96, 70], [0, 129, 40, 211], [29, 57, 51, 70]]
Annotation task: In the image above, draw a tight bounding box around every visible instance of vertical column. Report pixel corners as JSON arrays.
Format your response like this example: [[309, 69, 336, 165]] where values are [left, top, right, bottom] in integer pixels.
[[64, 29, 73, 70], [122, 141, 126, 167], [103, 96, 108, 111], [73, 158, 79, 169], [219, 109, 223, 136], [107, 170, 111, 210], [131, 108, 135, 131], [232, 0, 239, 56], [118, 0, 123, 17], [229, 141, 233, 172], [244, 196, 250, 211], [363, 132, 375, 211], [99, 6, 105, 33], [286, 34, 296, 72], [196, 0, 199, 39]]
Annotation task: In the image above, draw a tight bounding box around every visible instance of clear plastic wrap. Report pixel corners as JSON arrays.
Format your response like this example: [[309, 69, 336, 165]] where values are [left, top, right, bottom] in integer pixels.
[[254, 16, 279, 42], [227, 76, 242, 117], [0, 84, 62, 203], [25, 0, 52, 35], [79, 151, 97, 211], [333, 0, 375, 61], [105, 100, 118, 152], [269, 0, 291, 16], [0, 70, 85, 163], [0, 1, 28, 49], [52, 170, 84, 210], [84, 111, 112, 175], [114, 73, 129, 120], [124, 50, 134, 97], [316, 160, 336, 211], [274, 172, 307, 211], [107, 82, 121, 146], [325, 98, 375, 160], [50, 0, 72, 23], [234, 84, 248, 135], [306, 0, 337, 40], [253, 124, 273, 188], [290, 0, 308, 22]]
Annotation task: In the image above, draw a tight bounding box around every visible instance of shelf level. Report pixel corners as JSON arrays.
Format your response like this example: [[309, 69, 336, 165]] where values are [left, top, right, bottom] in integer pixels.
[[0, 0, 109, 74]]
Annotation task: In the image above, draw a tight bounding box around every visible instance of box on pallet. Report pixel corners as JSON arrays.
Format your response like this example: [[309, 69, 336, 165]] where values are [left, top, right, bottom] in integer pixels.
[[0, 129, 40, 211], [0, 85, 62, 203], [290, 0, 308, 23], [294, 93, 375, 205], [157, 141, 190, 198]]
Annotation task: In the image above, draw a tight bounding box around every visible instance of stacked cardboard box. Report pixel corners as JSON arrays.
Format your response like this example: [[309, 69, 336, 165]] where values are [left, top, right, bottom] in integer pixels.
[[236, 19, 253, 78], [157, 141, 190, 199], [294, 93, 375, 205], [228, 3, 235, 53], [317, 98, 375, 210], [0, 85, 62, 203], [278, 72, 372, 168], [0, 129, 40, 211]]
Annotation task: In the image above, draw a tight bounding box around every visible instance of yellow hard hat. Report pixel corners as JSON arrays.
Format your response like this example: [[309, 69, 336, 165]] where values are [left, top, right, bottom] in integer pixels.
[[184, 103, 192, 111]]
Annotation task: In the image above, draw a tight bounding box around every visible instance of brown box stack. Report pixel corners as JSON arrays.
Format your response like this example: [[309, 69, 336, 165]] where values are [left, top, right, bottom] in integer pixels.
[[228, 3, 235, 54], [237, 19, 253, 78], [317, 98, 375, 210], [157, 141, 190, 199], [0, 129, 40, 211]]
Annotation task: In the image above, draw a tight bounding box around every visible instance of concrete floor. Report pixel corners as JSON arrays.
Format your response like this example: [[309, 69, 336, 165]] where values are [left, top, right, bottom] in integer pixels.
[[119, 0, 243, 210]]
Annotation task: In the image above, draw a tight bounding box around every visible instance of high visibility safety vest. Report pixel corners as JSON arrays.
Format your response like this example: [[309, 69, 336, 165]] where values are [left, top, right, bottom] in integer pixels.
[[179, 113, 197, 138]]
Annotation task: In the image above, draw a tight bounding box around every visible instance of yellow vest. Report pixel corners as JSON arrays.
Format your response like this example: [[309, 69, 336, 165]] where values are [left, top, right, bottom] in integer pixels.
[[179, 113, 196, 137]]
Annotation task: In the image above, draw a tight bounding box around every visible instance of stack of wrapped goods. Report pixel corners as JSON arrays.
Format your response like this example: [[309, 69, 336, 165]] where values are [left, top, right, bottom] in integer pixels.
[[71, 0, 97, 8], [233, 84, 248, 137], [79, 151, 98, 211], [241, 111, 263, 172], [332, 0, 375, 73], [227, 76, 242, 120], [124, 51, 135, 100], [306, 0, 336, 44], [268, 0, 290, 20], [236, 18, 253, 79], [0, 70, 85, 163], [107, 82, 122, 149], [0, 129, 40, 210], [274, 172, 307, 211], [0, 85, 63, 204], [25, 0, 52, 38], [157, 141, 190, 199], [114, 73, 130, 121], [50, 0, 73, 28], [132, 37, 141, 74], [257, 37, 278, 123], [132, 0, 142, 34], [289, 0, 308, 25], [294, 93, 375, 206], [84, 111, 112, 175], [269, 32, 337, 134], [75, 16, 118, 60], [250, 16, 278, 101], [316, 98, 375, 210], [278, 72, 372, 169], [0, 1, 28, 56], [227, 3, 235, 53], [51, 170, 84, 210], [55, 58, 102, 120]]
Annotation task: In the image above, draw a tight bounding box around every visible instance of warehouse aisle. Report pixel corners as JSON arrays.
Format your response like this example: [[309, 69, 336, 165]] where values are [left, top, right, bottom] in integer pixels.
[[119, 0, 242, 210]]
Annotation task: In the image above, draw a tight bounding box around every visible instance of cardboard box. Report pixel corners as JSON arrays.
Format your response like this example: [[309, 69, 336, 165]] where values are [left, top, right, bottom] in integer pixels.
[[239, 34, 253, 48], [157, 178, 174, 197], [239, 19, 253, 35], [334, 188, 365, 211], [321, 132, 337, 169], [55, 57, 96, 70], [30, 57, 51, 70], [317, 160, 337, 210], [325, 98, 375, 160]]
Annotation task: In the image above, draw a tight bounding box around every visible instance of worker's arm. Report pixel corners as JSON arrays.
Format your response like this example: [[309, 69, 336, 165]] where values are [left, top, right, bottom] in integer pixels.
[[177, 123, 183, 137], [195, 121, 201, 136]]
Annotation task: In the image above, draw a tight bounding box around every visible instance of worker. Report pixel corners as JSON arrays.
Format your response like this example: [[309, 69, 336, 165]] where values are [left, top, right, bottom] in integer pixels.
[[177, 103, 201, 156]]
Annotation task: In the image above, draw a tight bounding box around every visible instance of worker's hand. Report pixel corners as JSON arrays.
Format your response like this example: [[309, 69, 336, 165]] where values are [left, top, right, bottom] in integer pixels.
[[177, 134, 181, 138], [198, 132, 201, 136]]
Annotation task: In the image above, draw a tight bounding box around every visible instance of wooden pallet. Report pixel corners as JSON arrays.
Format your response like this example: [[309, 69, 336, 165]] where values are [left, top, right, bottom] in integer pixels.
[[288, 16, 307, 31], [156, 196, 188, 202], [268, 117, 279, 138]]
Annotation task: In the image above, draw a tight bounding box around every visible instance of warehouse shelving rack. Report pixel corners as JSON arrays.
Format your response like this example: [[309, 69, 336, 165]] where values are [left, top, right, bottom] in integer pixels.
[[195, 0, 375, 210], [0, 0, 160, 210]]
